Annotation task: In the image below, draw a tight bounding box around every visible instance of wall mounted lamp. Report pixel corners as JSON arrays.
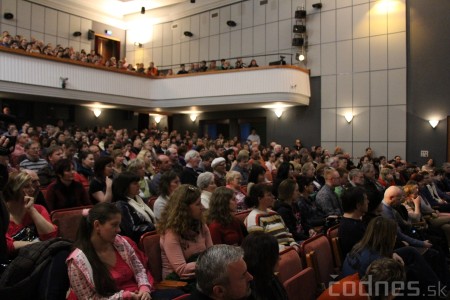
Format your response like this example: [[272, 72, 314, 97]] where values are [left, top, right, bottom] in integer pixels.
[[184, 31, 193, 37], [141, 7, 145, 14], [274, 109, 283, 118], [227, 20, 237, 27], [154, 115, 162, 124], [312, 3, 323, 9], [190, 114, 197, 122], [296, 49, 306, 62], [93, 109, 102, 118], [429, 119, 439, 128], [73, 31, 82, 37], [344, 112, 353, 123], [134, 42, 143, 48]]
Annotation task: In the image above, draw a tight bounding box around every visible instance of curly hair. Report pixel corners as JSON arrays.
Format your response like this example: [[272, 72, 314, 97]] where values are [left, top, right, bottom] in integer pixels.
[[158, 184, 202, 241], [207, 187, 234, 226]]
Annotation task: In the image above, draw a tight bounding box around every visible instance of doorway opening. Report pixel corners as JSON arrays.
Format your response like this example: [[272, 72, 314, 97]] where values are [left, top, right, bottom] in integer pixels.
[[95, 35, 120, 62]]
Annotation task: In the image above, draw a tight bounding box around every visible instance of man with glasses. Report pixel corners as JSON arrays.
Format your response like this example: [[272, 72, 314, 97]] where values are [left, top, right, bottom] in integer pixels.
[[19, 141, 48, 172]]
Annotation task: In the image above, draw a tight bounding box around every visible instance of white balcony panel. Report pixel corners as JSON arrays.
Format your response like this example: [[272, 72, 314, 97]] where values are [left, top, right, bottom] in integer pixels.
[[0, 50, 311, 112]]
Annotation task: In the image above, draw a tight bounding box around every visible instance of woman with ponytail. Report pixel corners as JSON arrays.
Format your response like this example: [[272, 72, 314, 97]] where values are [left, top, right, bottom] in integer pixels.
[[67, 202, 152, 299]]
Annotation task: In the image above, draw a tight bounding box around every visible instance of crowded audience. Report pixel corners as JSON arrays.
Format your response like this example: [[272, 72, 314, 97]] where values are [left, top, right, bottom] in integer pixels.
[[2, 112, 450, 299]]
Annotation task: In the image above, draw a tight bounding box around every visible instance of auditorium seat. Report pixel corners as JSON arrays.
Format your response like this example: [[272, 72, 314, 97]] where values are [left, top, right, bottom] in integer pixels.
[[50, 205, 92, 241], [326, 224, 343, 269], [300, 234, 339, 289], [139, 231, 187, 289]]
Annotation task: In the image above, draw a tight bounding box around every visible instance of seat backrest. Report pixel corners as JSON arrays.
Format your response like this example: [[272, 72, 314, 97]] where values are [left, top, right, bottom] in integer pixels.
[[326, 224, 339, 240], [284, 267, 317, 300], [148, 196, 158, 210], [50, 205, 92, 241], [172, 294, 190, 300], [234, 209, 251, 223], [139, 231, 163, 282], [278, 247, 303, 284], [326, 224, 343, 268], [301, 234, 335, 286]]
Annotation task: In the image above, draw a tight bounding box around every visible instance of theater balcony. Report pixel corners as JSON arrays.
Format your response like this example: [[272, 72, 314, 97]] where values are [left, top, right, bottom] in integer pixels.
[[0, 48, 311, 114]]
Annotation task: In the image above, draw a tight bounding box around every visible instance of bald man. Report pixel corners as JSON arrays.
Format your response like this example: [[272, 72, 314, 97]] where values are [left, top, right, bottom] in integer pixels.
[[381, 186, 432, 248]]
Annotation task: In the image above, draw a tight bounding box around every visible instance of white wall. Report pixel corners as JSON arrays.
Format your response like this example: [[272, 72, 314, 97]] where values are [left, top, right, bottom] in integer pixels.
[[317, 0, 407, 160], [126, 0, 308, 70], [125, 0, 407, 160], [0, 0, 92, 52]]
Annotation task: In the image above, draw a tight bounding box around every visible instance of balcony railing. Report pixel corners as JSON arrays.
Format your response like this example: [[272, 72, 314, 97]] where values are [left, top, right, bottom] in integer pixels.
[[0, 47, 310, 112]]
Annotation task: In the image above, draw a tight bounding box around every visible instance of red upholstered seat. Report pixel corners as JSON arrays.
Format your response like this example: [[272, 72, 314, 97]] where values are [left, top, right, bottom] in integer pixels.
[[300, 234, 338, 288], [50, 205, 92, 241], [326, 224, 343, 269]]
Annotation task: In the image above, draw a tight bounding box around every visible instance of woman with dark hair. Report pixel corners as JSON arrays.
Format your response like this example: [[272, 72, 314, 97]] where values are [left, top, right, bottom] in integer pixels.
[[272, 162, 294, 198], [111, 149, 126, 178], [46, 158, 91, 212], [244, 184, 296, 248], [67, 203, 152, 299], [223, 149, 235, 171], [112, 172, 155, 243], [241, 232, 288, 300], [89, 156, 113, 204], [342, 217, 401, 277], [158, 185, 212, 281], [75, 151, 94, 187], [153, 170, 180, 221], [247, 163, 266, 194], [207, 186, 247, 245], [273, 179, 308, 241]]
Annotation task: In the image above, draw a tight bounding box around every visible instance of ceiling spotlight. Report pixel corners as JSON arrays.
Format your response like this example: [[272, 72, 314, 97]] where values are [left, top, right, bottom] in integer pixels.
[[184, 31, 193, 37], [227, 20, 237, 27], [3, 13, 13, 20], [190, 0, 196, 3], [293, 25, 306, 33], [312, 3, 323, 9], [292, 37, 304, 47], [295, 9, 306, 19], [296, 52, 306, 62], [141, 7, 145, 14]]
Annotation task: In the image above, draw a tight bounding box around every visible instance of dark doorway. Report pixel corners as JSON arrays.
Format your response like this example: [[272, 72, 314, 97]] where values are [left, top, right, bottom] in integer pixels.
[[95, 35, 120, 61], [200, 119, 230, 140], [238, 117, 266, 145]]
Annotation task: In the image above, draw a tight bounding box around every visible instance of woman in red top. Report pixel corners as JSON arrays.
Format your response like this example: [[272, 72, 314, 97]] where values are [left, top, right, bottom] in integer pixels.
[[3, 171, 57, 248], [207, 186, 247, 245]]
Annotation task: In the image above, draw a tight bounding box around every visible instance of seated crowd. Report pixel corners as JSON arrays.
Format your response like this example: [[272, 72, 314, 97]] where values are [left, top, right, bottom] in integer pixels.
[[1, 31, 259, 78], [2, 117, 450, 299]]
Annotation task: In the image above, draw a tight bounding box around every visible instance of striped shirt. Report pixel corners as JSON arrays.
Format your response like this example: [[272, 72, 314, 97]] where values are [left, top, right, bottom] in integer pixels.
[[19, 158, 48, 172], [245, 208, 296, 246]]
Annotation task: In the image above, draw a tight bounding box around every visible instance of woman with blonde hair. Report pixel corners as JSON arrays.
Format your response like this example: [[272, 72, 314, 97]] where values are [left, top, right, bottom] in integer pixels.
[[158, 184, 212, 281], [403, 181, 450, 249], [3, 171, 57, 246], [225, 171, 246, 211], [136, 149, 155, 177]]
